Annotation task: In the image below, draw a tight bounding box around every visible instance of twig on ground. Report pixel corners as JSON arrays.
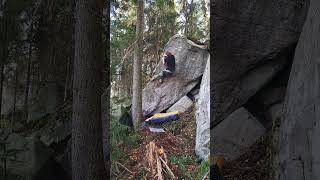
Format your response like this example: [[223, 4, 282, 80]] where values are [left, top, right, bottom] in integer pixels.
[[201, 170, 209, 180], [156, 151, 164, 180], [159, 156, 176, 179], [113, 161, 134, 174]]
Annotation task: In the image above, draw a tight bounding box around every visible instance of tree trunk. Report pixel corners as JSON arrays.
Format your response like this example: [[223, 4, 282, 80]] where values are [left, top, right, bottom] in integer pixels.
[[24, 43, 32, 121], [11, 64, 18, 132], [132, 0, 144, 129], [0, 63, 4, 116], [64, 57, 70, 102], [72, 0, 106, 179], [102, 3, 110, 176]]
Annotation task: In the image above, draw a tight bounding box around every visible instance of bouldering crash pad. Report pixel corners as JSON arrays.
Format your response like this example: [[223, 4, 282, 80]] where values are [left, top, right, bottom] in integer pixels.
[[141, 111, 180, 128]]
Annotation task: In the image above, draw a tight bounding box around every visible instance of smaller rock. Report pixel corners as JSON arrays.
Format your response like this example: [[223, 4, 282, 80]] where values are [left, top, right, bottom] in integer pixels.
[[190, 88, 200, 96], [212, 107, 265, 161], [255, 87, 286, 106], [189, 88, 200, 100], [166, 96, 193, 113], [119, 106, 133, 128], [268, 103, 284, 122], [194, 94, 200, 102]]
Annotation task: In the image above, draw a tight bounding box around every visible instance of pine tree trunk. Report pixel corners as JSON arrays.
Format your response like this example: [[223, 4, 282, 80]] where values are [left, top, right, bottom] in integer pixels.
[[132, 0, 144, 129], [64, 57, 70, 102], [11, 64, 18, 132], [189, 0, 194, 36], [72, 0, 106, 179], [0, 63, 4, 116], [24, 43, 32, 121], [102, 3, 110, 176]]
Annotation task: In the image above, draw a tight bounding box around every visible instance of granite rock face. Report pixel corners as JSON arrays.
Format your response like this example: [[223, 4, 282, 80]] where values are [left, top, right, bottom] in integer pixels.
[[211, 0, 309, 125], [195, 57, 210, 160], [275, 1, 320, 179], [143, 35, 209, 116]]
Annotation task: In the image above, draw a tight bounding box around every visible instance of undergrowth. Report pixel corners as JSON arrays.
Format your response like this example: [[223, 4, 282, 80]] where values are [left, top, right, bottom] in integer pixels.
[[110, 92, 209, 179], [170, 154, 209, 179]]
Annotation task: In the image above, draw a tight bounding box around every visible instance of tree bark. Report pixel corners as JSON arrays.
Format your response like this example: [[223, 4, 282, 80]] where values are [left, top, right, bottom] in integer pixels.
[[11, 64, 18, 132], [0, 63, 4, 116], [64, 57, 70, 102], [72, 0, 106, 179], [102, 2, 110, 176], [132, 0, 144, 129], [24, 43, 32, 121], [0, 17, 7, 117]]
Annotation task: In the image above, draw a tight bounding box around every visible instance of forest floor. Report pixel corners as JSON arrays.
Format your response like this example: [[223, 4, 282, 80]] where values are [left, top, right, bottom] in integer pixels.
[[110, 106, 209, 179], [222, 134, 272, 180]]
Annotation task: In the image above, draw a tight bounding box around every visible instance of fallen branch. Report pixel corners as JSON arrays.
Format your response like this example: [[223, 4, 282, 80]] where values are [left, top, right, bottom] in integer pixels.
[[156, 155, 164, 180], [201, 170, 210, 180], [113, 161, 134, 174], [159, 156, 176, 179]]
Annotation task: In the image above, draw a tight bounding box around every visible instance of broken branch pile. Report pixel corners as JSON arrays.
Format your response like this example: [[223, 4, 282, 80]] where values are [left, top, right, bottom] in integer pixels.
[[145, 141, 176, 179]]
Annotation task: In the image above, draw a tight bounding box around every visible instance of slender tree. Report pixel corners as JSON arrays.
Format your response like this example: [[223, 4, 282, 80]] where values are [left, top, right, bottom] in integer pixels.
[[132, 0, 144, 129], [72, 0, 106, 179], [11, 62, 18, 132], [0, 63, 4, 116], [24, 42, 32, 121], [0, 16, 8, 117], [102, 1, 111, 176]]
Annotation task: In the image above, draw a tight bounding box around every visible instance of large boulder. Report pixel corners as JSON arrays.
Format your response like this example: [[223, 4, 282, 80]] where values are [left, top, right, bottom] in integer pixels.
[[142, 35, 209, 116], [275, 1, 320, 179], [211, 0, 309, 125], [195, 57, 210, 160], [212, 107, 265, 161]]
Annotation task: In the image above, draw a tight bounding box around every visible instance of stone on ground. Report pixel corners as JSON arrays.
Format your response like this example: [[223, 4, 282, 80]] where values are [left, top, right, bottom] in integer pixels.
[[212, 107, 265, 161], [166, 96, 193, 113]]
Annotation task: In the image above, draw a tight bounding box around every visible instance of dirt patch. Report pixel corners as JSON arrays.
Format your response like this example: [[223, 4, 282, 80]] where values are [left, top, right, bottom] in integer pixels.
[[222, 134, 272, 180], [111, 106, 204, 179]]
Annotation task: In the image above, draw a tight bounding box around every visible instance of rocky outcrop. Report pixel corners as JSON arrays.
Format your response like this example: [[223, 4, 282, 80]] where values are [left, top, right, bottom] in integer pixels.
[[211, 0, 310, 125], [142, 35, 209, 116], [212, 107, 265, 161], [275, 0, 320, 179], [0, 133, 54, 178], [195, 56, 210, 160]]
